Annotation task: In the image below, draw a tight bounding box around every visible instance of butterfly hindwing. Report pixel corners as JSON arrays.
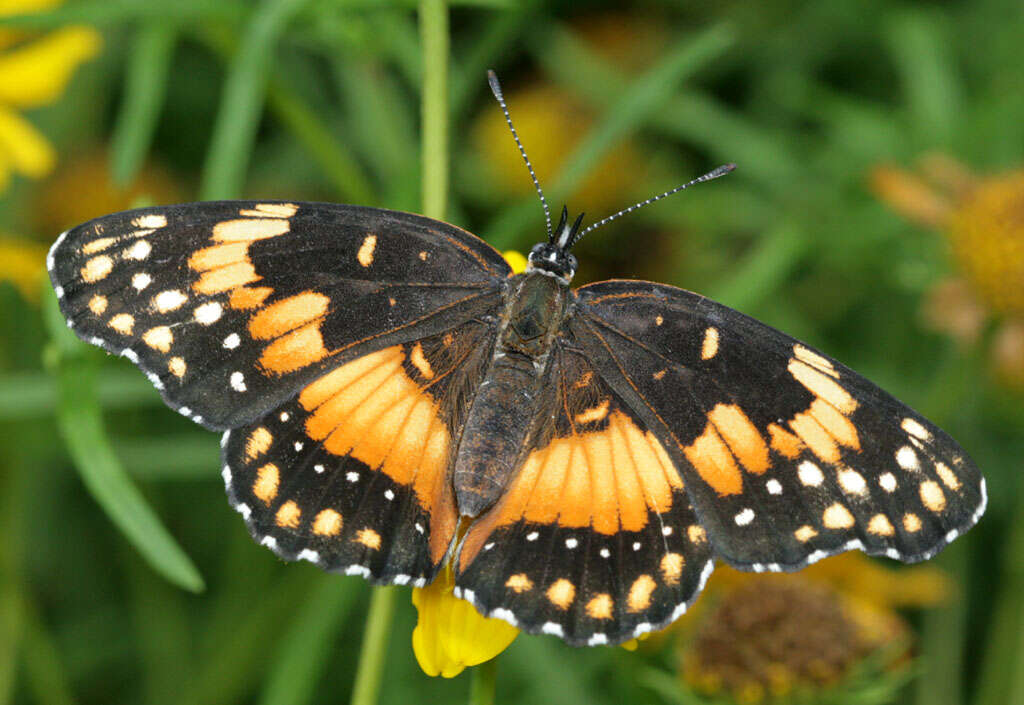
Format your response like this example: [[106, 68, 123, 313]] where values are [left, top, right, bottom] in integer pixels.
[[455, 343, 714, 646], [48, 201, 510, 429], [224, 318, 497, 583], [571, 280, 986, 571]]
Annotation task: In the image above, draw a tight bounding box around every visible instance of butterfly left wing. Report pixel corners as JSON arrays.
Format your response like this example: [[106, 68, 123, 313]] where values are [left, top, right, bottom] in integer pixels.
[[569, 280, 986, 573], [455, 343, 714, 646]]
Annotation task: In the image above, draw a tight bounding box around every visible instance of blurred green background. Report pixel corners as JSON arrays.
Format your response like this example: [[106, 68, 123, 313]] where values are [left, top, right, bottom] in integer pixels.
[[1, 0, 1023, 703]]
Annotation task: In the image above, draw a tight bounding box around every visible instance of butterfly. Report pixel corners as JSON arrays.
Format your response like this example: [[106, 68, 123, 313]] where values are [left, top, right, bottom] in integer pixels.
[[46, 73, 985, 647]]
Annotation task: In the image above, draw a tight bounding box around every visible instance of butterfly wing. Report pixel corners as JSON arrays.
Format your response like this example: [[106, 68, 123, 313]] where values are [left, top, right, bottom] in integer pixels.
[[48, 201, 510, 429], [455, 342, 713, 646], [570, 280, 986, 571], [223, 320, 496, 583], [49, 201, 511, 582]]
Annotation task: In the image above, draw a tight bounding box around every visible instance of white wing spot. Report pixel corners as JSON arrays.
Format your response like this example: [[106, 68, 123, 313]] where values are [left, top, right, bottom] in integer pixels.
[[541, 622, 564, 637], [798, 461, 824, 486], [279, 412, 290, 422], [662, 526, 673, 536], [879, 472, 898, 492], [194, 301, 223, 325], [565, 538, 578, 549], [125, 239, 151, 260], [384, 489, 395, 501], [632, 541, 642, 551], [837, 468, 867, 494], [154, 289, 187, 312], [896, 445, 920, 471], [346, 471, 359, 482], [223, 333, 241, 349], [293, 441, 303, 451], [600, 548, 611, 558], [314, 464, 325, 473], [735, 508, 755, 526], [526, 531, 539, 541], [229, 371, 246, 392], [766, 479, 783, 495], [131, 272, 152, 291]]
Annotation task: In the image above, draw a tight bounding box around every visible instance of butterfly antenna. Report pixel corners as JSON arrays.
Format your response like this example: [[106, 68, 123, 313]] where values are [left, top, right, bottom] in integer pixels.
[[487, 70, 553, 239], [570, 163, 737, 247]]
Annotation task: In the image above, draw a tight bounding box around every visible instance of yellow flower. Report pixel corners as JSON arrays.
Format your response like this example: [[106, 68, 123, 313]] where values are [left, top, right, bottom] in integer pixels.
[[411, 563, 519, 678], [0, 0, 101, 191], [502, 249, 527, 274], [870, 155, 1024, 387], [0, 234, 47, 301]]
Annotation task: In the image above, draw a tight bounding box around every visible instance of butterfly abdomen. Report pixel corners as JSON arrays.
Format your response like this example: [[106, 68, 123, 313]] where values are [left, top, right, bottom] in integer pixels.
[[453, 272, 570, 517]]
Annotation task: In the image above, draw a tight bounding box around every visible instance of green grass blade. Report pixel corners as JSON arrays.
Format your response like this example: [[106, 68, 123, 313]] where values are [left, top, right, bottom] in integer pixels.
[[257, 577, 360, 705], [42, 289, 204, 593], [885, 10, 960, 146], [550, 23, 735, 198], [111, 22, 178, 186], [0, 0, 246, 26], [200, 0, 314, 200]]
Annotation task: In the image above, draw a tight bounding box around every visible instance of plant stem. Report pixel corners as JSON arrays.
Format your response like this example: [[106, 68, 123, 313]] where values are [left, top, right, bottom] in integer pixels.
[[349, 587, 398, 705], [468, 657, 497, 705], [420, 0, 449, 219]]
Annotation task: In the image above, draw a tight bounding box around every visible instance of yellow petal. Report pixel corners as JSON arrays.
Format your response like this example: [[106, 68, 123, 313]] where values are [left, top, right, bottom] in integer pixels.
[[0, 26, 101, 107], [411, 567, 518, 678], [502, 250, 527, 274], [0, 105, 55, 177], [0, 0, 63, 51]]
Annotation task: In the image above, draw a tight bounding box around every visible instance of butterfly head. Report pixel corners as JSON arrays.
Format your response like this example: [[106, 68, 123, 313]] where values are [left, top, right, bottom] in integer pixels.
[[528, 206, 582, 280]]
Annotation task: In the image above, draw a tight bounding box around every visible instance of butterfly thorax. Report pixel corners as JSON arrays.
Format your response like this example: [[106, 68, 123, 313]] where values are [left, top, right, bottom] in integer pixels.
[[452, 271, 570, 517]]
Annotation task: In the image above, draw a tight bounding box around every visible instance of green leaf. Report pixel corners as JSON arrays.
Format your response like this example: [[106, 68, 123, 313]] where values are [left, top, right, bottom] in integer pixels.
[[0, 0, 247, 26], [258, 577, 360, 705], [42, 288, 204, 593], [111, 22, 178, 186], [200, 0, 316, 200]]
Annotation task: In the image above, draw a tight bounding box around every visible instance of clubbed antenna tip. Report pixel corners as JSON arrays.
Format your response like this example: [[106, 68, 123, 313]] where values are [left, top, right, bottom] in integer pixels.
[[573, 163, 737, 243]]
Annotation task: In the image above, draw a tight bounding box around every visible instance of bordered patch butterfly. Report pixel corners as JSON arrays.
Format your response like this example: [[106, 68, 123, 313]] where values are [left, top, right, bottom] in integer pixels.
[[47, 72, 985, 646]]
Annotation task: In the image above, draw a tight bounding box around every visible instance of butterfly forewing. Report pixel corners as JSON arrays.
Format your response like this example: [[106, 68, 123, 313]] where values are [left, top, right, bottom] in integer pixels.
[[48, 202, 510, 429], [571, 280, 986, 571]]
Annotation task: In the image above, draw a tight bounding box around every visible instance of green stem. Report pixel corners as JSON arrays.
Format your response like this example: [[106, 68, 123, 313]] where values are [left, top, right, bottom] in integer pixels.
[[348, 588, 398, 705], [419, 0, 449, 220], [468, 657, 497, 705], [349, 6, 449, 703]]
